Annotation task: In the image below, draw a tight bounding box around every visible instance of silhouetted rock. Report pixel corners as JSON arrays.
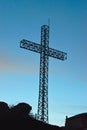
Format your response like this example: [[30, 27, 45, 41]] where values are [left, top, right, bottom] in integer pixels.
[[0, 101, 61, 130], [0, 101, 9, 112], [0, 101, 9, 119], [65, 113, 87, 130], [10, 102, 32, 117]]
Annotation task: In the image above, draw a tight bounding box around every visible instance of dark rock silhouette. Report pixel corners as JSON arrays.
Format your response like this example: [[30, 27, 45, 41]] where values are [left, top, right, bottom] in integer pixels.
[[0, 101, 86, 130], [0, 101, 9, 112], [10, 102, 32, 117], [0, 101, 9, 119], [64, 113, 87, 130], [0, 101, 61, 130]]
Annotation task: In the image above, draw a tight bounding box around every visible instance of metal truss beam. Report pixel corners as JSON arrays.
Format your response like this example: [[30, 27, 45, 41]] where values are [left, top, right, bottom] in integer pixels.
[[20, 40, 67, 60]]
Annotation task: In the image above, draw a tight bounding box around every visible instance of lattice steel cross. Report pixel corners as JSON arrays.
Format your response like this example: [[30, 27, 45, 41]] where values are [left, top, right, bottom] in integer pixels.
[[20, 25, 67, 123]]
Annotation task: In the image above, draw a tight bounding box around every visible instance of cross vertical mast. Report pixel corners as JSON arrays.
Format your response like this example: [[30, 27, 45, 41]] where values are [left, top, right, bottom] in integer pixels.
[[37, 25, 49, 123]]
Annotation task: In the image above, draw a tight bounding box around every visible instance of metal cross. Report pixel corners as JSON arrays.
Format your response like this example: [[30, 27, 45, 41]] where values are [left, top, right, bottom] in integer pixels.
[[20, 25, 67, 123]]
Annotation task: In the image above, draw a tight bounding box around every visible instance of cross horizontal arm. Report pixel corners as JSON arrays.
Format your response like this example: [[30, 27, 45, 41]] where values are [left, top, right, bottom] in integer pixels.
[[20, 39, 41, 53], [48, 48, 67, 60], [20, 39, 67, 60]]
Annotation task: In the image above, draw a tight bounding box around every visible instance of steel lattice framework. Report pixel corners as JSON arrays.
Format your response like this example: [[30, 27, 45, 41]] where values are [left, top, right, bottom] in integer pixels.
[[20, 25, 67, 123]]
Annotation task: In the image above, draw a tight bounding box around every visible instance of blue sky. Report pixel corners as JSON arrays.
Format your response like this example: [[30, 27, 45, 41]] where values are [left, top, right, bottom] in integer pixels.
[[0, 0, 87, 126]]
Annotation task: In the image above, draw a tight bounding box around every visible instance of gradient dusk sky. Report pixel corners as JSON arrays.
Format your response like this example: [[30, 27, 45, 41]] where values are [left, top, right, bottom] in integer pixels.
[[0, 0, 87, 126]]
